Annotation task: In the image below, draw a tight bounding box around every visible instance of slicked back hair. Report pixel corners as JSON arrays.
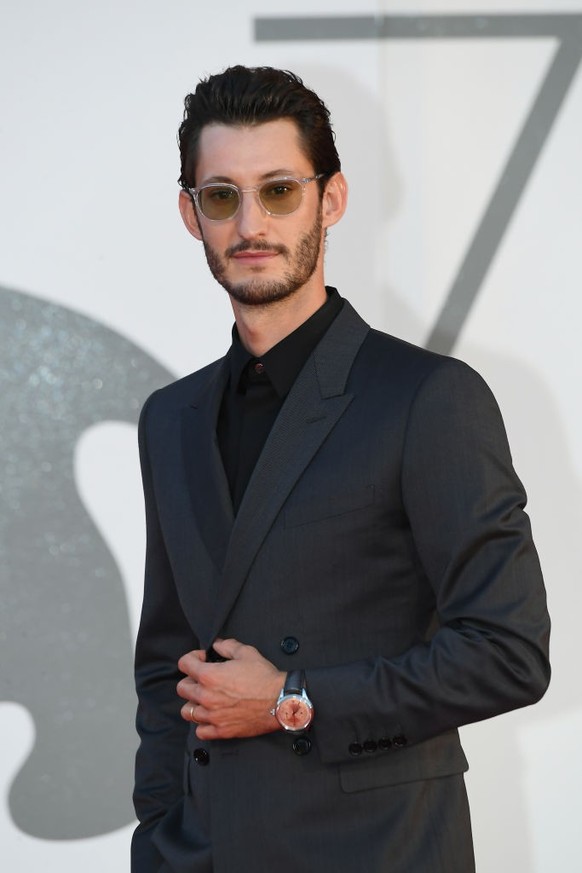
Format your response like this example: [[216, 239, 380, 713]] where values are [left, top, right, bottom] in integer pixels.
[[178, 65, 341, 192]]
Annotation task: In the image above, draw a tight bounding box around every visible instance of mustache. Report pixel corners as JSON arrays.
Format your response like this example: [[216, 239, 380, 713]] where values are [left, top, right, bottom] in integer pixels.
[[226, 240, 288, 257]]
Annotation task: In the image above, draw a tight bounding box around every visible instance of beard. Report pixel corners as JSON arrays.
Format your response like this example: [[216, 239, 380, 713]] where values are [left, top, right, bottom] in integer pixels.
[[201, 209, 323, 307]]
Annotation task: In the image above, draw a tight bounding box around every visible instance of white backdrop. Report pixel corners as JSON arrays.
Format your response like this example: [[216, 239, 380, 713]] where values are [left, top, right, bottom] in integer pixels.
[[1, 1, 580, 870]]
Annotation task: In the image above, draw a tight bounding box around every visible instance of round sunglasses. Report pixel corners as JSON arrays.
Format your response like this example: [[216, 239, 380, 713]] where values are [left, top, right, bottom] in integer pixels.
[[186, 174, 325, 222]]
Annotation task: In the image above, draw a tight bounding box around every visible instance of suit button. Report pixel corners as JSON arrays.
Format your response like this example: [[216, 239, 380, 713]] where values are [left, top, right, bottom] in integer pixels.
[[292, 736, 311, 756], [348, 742, 363, 757], [363, 740, 378, 753], [193, 748, 209, 766], [280, 636, 300, 655], [378, 736, 392, 751], [392, 735, 408, 749]]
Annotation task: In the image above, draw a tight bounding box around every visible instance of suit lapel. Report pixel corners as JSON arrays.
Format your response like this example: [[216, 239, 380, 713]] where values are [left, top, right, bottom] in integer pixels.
[[180, 355, 234, 574], [207, 301, 369, 642]]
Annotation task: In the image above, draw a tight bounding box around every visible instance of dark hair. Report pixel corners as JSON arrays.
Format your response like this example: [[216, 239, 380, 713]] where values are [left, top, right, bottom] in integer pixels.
[[178, 65, 341, 190]]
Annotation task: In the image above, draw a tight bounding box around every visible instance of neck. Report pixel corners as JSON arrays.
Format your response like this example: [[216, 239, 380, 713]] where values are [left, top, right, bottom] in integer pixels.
[[231, 281, 328, 357]]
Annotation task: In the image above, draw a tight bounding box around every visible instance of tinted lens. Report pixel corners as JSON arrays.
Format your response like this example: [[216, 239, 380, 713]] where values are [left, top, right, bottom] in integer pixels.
[[259, 179, 303, 215], [198, 185, 240, 220]]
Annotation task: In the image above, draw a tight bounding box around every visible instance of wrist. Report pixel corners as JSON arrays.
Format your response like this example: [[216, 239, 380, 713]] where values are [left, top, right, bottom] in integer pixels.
[[269, 672, 287, 720]]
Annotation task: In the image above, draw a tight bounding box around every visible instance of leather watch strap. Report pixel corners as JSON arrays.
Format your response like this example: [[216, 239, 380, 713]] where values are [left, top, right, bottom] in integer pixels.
[[284, 669, 304, 695]]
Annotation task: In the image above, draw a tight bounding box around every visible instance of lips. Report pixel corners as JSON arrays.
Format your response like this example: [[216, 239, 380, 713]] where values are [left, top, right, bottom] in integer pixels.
[[227, 241, 287, 259], [230, 250, 280, 267], [232, 251, 277, 259]]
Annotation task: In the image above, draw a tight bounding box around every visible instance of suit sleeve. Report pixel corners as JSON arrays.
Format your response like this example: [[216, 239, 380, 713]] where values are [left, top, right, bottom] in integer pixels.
[[306, 357, 550, 764], [131, 393, 198, 872]]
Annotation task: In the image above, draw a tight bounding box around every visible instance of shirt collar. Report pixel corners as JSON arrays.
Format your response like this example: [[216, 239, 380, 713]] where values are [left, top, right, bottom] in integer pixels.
[[228, 287, 343, 399]]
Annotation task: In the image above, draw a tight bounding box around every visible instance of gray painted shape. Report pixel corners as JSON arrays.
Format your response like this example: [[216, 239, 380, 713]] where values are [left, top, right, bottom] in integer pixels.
[[255, 14, 582, 41], [426, 34, 582, 353], [0, 286, 174, 838], [255, 14, 582, 353]]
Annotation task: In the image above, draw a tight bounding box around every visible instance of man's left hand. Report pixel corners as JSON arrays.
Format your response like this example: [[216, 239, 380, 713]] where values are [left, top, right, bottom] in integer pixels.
[[177, 638, 285, 740]]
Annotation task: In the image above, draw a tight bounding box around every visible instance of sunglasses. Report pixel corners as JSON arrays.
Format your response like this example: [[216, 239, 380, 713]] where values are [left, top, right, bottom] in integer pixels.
[[186, 174, 325, 222]]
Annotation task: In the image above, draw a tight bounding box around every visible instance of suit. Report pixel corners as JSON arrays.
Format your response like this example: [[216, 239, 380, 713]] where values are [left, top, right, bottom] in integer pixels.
[[132, 299, 550, 872]]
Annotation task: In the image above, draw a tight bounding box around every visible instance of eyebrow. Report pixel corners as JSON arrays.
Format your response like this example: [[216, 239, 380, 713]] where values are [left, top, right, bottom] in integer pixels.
[[200, 169, 301, 185]]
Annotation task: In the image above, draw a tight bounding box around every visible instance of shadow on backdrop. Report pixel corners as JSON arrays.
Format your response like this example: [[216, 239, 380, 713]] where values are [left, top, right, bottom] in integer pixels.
[[0, 286, 173, 838]]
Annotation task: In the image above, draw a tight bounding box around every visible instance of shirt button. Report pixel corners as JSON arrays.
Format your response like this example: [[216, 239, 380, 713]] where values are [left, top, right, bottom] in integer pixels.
[[348, 742, 363, 757], [280, 636, 300, 655], [378, 736, 392, 751], [363, 739, 378, 754], [292, 736, 312, 756], [254, 361, 265, 374], [392, 735, 408, 749], [193, 748, 209, 766]]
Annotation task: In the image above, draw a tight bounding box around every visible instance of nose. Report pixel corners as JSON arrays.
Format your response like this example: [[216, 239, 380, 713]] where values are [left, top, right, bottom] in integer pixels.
[[235, 189, 269, 239]]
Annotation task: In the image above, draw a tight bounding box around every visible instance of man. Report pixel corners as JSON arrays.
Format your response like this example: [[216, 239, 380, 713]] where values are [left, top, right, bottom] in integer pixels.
[[132, 66, 550, 873]]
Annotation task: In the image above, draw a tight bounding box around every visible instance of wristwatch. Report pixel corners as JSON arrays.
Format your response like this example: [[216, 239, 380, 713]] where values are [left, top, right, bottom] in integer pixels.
[[273, 669, 314, 733]]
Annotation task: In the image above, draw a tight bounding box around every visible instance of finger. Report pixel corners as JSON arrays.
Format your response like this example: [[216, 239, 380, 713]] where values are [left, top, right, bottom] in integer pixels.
[[181, 702, 203, 724], [182, 702, 236, 732], [176, 674, 233, 709], [176, 676, 198, 701], [212, 637, 253, 660], [195, 723, 221, 741], [194, 713, 236, 740], [178, 649, 207, 678]]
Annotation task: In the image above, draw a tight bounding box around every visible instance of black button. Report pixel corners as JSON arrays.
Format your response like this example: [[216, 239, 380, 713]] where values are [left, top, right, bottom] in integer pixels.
[[193, 748, 209, 766], [378, 736, 392, 751], [392, 735, 408, 749], [254, 361, 265, 374], [292, 736, 311, 756], [280, 636, 300, 655], [363, 740, 378, 754], [348, 742, 363, 757]]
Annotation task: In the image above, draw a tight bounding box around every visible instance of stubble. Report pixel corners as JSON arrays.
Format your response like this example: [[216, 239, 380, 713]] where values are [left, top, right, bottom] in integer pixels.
[[201, 210, 323, 307]]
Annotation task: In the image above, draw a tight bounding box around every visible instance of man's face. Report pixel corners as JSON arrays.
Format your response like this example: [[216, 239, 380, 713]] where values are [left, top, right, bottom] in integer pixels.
[[182, 119, 326, 307]]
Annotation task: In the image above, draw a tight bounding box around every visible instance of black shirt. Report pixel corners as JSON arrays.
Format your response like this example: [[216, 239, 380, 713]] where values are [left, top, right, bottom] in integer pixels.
[[217, 287, 343, 512]]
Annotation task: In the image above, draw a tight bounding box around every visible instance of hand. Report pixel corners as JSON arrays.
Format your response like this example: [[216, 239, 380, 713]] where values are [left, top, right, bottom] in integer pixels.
[[176, 638, 286, 740]]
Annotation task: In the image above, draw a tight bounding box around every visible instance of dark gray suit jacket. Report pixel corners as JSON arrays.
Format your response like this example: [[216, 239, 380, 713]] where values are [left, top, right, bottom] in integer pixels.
[[132, 300, 550, 873]]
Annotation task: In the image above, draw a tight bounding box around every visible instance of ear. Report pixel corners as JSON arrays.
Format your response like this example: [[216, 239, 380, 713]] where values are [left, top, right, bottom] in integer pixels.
[[178, 189, 203, 240], [321, 172, 348, 230]]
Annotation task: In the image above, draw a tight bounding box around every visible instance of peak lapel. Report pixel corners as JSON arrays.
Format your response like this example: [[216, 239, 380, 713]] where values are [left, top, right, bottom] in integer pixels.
[[181, 356, 234, 574], [207, 301, 369, 642]]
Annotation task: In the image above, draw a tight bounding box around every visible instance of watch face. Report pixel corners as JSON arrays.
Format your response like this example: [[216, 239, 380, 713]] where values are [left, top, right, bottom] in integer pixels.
[[276, 694, 313, 732]]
